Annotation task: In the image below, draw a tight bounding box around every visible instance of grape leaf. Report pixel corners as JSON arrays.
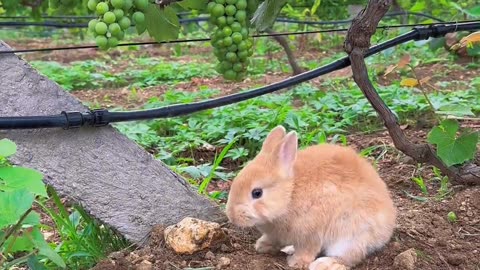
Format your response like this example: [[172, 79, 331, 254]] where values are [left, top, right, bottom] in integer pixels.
[[0, 138, 17, 157], [145, 4, 180, 42], [0, 167, 47, 197], [427, 119, 479, 167], [250, 0, 288, 32], [0, 190, 34, 229], [435, 104, 475, 117], [177, 0, 209, 10]]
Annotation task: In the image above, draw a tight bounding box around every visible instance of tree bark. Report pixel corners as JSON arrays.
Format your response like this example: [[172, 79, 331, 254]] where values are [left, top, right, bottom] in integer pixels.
[[344, 0, 479, 185]]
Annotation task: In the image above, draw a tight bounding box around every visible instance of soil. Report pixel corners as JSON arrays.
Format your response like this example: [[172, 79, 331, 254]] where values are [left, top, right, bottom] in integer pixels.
[[5, 37, 479, 270]]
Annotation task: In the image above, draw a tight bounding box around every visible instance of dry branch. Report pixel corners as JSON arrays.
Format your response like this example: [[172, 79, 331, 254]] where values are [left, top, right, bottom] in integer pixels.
[[343, 0, 479, 185]]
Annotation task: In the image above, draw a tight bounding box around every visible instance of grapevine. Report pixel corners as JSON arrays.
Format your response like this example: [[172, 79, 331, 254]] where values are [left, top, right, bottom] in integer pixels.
[[208, 0, 254, 81], [85, 0, 149, 50]]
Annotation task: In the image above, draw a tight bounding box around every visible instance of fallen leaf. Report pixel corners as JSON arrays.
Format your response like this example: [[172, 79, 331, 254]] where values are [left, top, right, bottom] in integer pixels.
[[383, 64, 398, 77], [419, 76, 431, 85], [400, 78, 419, 87]]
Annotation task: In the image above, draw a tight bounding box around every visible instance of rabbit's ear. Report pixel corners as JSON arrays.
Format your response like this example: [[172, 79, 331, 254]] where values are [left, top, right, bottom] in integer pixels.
[[276, 131, 298, 177], [261, 125, 286, 153]]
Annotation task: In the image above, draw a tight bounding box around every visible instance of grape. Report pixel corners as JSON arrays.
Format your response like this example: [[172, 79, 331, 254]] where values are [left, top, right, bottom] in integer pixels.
[[109, 23, 122, 35], [225, 5, 236, 16], [223, 36, 233, 46], [96, 35, 108, 48], [236, 0, 247, 10], [211, 4, 225, 17], [108, 37, 119, 47], [111, 0, 124, 9], [113, 9, 124, 19], [132, 11, 145, 25], [96, 2, 108, 15], [224, 70, 237, 80], [235, 10, 246, 22], [208, 0, 253, 81], [216, 16, 227, 26], [118, 17, 131, 29], [232, 63, 243, 72], [230, 22, 241, 32], [87, 0, 98, 11], [123, 0, 133, 10], [133, 0, 148, 11], [103, 11, 116, 24], [95, 21, 108, 35], [88, 19, 98, 33], [231, 32, 242, 44]]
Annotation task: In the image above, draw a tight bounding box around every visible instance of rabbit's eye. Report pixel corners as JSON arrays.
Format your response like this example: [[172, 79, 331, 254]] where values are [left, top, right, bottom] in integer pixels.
[[251, 188, 263, 199]]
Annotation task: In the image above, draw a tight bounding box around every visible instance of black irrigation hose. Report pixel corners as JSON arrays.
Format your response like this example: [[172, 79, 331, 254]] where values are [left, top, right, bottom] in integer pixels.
[[0, 22, 479, 130], [1, 20, 472, 55], [0, 11, 445, 28]]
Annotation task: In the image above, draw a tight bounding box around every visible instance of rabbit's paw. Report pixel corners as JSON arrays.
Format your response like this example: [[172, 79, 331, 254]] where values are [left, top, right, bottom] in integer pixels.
[[309, 257, 348, 270], [287, 253, 315, 269], [255, 235, 279, 254], [281, 245, 295, 255]]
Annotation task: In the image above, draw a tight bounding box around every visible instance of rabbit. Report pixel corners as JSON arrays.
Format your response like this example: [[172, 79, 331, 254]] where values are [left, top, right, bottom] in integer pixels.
[[225, 125, 396, 270]]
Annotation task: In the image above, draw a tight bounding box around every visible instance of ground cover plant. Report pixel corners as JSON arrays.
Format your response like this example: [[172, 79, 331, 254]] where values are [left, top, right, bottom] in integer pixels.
[[0, 0, 479, 269]]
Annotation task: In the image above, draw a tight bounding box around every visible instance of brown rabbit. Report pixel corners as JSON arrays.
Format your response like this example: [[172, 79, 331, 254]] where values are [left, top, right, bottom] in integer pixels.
[[225, 126, 396, 270]]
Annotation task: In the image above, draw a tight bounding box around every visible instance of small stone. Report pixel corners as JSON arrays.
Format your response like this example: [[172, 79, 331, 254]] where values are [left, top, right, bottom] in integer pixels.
[[164, 217, 227, 255], [232, 243, 242, 250], [399, 155, 415, 165], [220, 244, 231, 252], [216, 257, 231, 269], [135, 260, 153, 270], [393, 248, 417, 270], [446, 254, 463, 266], [205, 251, 216, 260]]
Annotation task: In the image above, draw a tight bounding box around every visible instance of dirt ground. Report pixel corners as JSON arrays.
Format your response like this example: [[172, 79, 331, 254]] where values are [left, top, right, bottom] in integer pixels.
[[6, 38, 479, 270]]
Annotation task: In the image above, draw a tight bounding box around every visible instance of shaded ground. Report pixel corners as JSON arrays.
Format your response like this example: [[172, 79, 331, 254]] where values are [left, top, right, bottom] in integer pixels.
[[91, 128, 480, 270]]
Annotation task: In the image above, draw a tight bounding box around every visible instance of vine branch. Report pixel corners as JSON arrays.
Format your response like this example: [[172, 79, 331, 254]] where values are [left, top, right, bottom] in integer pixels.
[[343, 0, 479, 185]]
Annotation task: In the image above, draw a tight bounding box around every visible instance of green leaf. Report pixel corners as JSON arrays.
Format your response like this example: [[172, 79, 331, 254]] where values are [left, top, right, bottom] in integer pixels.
[[27, 256, 48, 270], [0, 167, 47, 197], [23, 211, 41, 226], [410, 0, 426, 12], [435, 104, 475, 117], [0, 190, 34, 229], [0, 138, 17, 157], [4, 233, 35, 252], [177, 0, 208, 10], [145, 4, 180, 42], [311, 0, 322, 15], [31, 227, 66, 268], [251, 0, 288, 32], [427, 119, 479, 167]]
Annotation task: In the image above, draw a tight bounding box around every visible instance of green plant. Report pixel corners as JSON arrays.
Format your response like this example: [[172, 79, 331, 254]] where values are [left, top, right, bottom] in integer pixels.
[[427, 119, 479, 167], [0, 138, 66, 269], [37, 187, 129, 270]]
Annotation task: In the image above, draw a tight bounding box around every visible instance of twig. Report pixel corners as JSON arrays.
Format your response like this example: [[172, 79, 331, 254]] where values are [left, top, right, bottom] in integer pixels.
[[343, 0, 479, 186]]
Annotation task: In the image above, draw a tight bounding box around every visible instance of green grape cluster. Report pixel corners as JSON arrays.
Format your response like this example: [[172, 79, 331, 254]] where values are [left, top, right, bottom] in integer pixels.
[[86, 0, 149, 50], [208, 0, 253, 81]]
